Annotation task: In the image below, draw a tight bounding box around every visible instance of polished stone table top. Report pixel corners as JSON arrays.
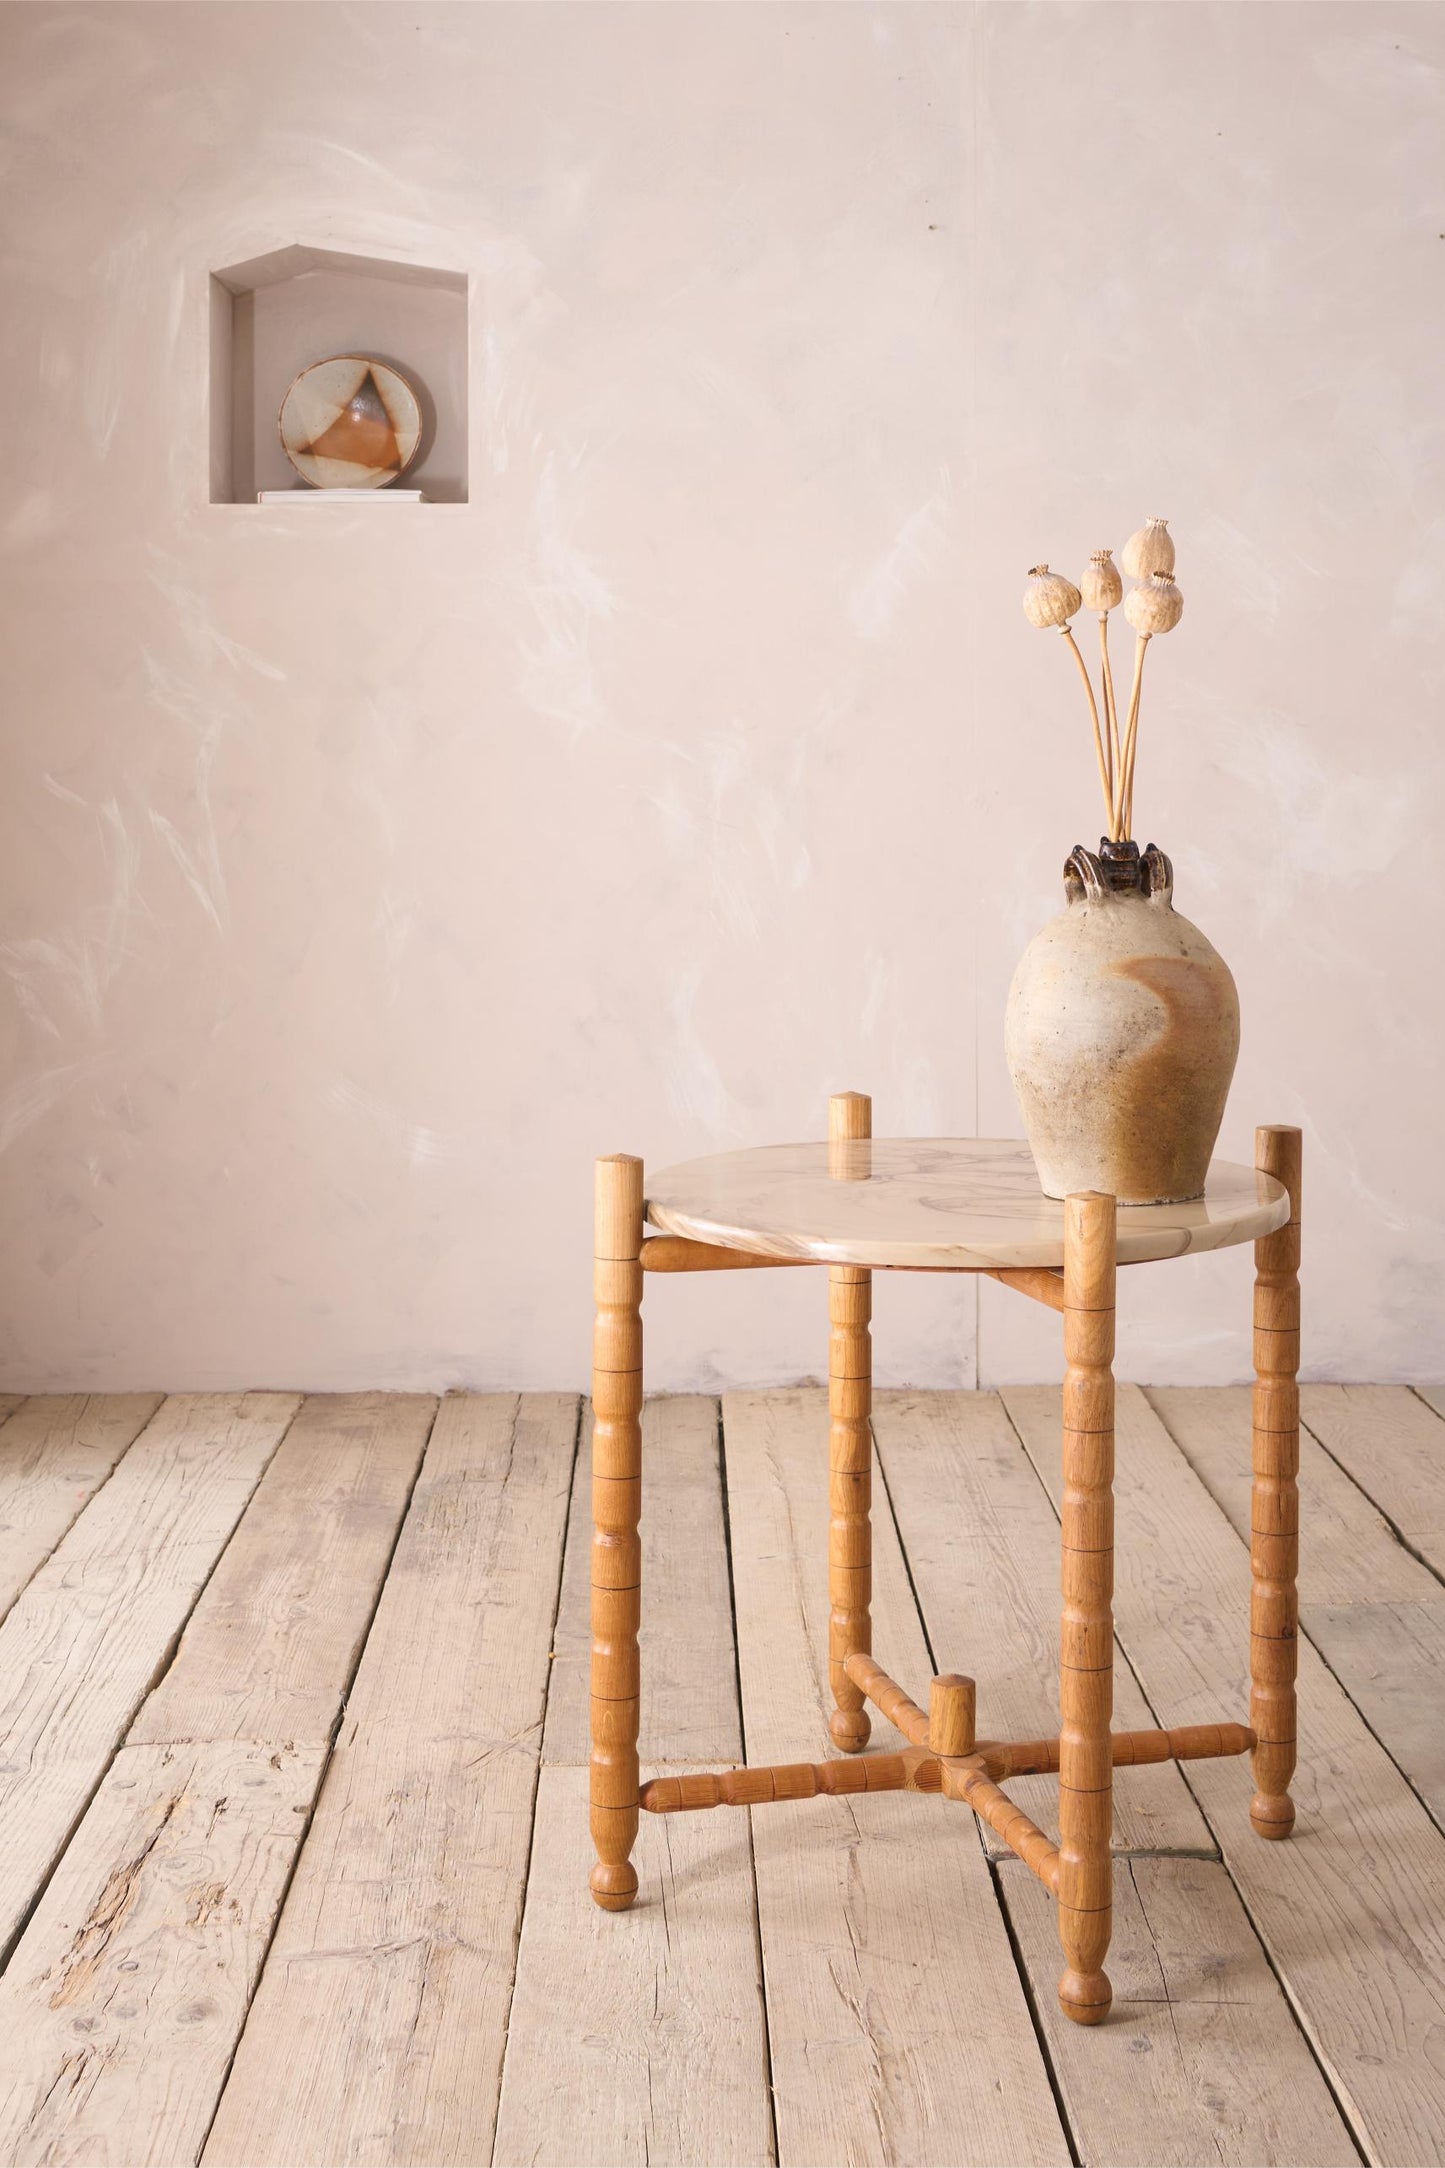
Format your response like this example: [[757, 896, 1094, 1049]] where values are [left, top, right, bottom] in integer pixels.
[[645, 1139, 1290, 1270]]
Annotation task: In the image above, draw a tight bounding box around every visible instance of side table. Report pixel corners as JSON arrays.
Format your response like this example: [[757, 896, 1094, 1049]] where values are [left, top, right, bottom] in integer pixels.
[[589, 1094, 1301, 2026]]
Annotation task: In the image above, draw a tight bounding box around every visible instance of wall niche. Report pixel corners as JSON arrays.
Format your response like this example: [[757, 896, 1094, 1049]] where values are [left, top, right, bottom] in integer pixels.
[[210, 244, 468, 504]]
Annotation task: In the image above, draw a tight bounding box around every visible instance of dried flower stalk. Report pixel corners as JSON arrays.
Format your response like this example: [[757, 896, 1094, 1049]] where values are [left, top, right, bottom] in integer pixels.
[[1099, 616, 1120, 799], [1021, 526, 1183, 842], [1062, 626, 1114, 819]]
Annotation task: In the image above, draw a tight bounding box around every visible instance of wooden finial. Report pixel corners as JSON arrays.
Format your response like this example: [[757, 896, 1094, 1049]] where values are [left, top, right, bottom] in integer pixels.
[[929, 1674, 977, 1758]]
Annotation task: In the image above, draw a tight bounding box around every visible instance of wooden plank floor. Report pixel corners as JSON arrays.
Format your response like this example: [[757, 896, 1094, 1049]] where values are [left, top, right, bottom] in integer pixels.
[[0, 1384, 1442, 2164]]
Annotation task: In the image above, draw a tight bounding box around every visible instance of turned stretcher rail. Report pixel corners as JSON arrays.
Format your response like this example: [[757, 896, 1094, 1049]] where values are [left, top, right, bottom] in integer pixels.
[[842, 1652, 931, 1746], [944, 1758, 1061, 1889], [841, 1653, 1253, 1773], [641, 1718, 1255, 1819], [982, 1719, 1256, 1778], [639, 1234, 1071, 1308], [640, 1755, 915, 1813]]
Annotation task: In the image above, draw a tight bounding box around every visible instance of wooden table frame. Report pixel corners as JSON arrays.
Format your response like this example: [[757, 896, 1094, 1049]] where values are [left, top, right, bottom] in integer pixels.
[[589, 1095, 1302, 2028]]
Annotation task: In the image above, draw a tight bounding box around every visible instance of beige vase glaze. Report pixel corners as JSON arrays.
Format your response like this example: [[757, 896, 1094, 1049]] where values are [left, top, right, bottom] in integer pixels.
[[1005, 841, 1240, 1204]]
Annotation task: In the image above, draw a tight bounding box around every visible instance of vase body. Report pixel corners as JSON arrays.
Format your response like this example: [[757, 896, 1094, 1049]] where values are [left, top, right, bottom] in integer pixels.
[[1005, 842, 1239, 1204]]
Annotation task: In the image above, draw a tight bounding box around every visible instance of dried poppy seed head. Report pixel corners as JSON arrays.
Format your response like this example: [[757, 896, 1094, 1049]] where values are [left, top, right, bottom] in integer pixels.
[[1080, 550, 1123, 613], [1121, 518, 1176, 581], [1123, 570, 1184, 636], [1023, 565, 1083, 629]]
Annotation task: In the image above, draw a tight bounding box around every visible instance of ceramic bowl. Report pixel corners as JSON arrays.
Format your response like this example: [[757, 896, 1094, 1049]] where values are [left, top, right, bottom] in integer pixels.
[[278, 356, 423, 489]]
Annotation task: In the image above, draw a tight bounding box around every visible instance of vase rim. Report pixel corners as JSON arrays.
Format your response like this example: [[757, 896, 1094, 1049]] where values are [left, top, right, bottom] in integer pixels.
[[1065, 839, 1173, 904]]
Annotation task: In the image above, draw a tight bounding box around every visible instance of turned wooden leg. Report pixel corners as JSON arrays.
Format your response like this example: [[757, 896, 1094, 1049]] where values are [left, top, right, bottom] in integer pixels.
[[590, 1153, 645, 1909], [1251, 1125, 1302, 1840], [828, 1090, 873, 1751], [1057, 1189, 1117, 2026]]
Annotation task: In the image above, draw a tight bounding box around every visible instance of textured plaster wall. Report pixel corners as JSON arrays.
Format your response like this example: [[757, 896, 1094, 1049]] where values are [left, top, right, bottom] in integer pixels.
[[1, 1, 1441, 1392]]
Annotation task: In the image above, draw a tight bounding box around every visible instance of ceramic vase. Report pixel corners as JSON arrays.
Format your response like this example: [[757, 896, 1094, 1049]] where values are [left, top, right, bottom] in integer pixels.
[[1005, 840, 1240, 1204]]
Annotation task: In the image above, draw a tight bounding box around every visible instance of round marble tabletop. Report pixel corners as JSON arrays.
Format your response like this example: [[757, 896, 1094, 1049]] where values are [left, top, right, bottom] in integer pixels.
[[645, 1139, 1290, 1271]]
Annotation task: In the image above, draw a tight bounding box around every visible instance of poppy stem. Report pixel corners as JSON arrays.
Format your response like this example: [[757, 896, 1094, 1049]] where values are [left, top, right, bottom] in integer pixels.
[[1119, 633, 1151, 840], [1099, 614, 1121, 835], [1062, 627, 1114, 837]]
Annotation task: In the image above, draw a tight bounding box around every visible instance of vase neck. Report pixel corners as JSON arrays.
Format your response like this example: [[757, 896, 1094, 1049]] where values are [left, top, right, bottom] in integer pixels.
[[1064, 840, 1174, 904]]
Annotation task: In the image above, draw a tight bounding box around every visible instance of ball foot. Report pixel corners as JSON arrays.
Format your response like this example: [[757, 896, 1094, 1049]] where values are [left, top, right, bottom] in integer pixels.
[[1251, 1792, 1295, 1840], [1058, 1969, 1112, 2026], [830, 1706, 871, 1753], [590, 1861, 639, 1910]]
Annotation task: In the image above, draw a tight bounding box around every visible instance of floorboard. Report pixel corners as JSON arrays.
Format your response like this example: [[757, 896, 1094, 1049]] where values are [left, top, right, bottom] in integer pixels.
[[875, 1389, 1213, 1855], [1005, 1382, 1445, 2168], [0, 1383, 1439, 2167], [497, 1394, 768, 2167], [1002, 1855, 1358, 2167], [0, 1395, 163, 1620], [881, 1389, 1357, 2165], [134, 1391, 436, 1750], [1300, 1385, 1445, 1577], [0, 1393, 436, 2167], [724, 1388, 1070, 2168], [1151, 1385, 1445, 1831], [204, 1394, 577, 2168], [496, 1766, 773, 2168], [0, 1739, 325, 2168], [0, 1392, 300, 1962]]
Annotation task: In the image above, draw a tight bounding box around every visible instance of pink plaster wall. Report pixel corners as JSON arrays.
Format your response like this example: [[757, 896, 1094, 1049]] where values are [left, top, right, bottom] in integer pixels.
[[1, 1, 1440, 1392]]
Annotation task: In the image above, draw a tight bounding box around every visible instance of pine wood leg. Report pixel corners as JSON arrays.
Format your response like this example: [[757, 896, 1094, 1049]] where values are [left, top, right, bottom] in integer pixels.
[[828, 1091, 873, 1750], [1057, 1189, 1117, 2025], [1251, 1125, 1302, 1840], [590, 1153, 644, 1909]]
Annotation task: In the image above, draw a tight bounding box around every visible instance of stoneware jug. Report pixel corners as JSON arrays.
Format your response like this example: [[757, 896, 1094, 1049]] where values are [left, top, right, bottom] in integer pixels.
[[1005, 839, 1239, 1204]]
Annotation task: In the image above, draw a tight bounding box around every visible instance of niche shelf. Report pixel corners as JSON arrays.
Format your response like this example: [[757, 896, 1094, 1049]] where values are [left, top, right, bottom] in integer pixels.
[[210, 244, 468, 505]]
